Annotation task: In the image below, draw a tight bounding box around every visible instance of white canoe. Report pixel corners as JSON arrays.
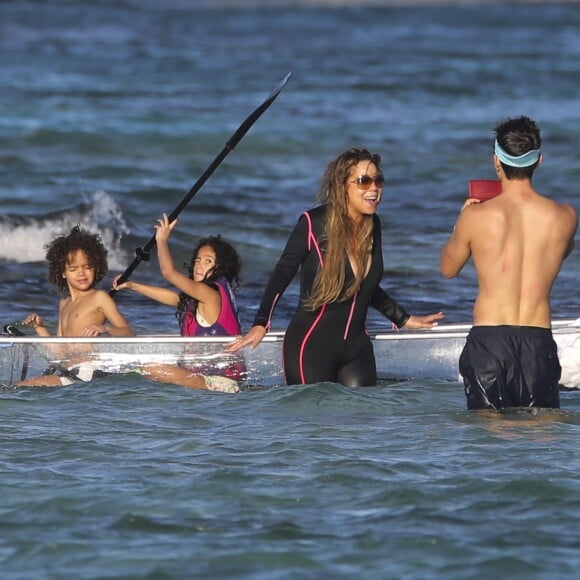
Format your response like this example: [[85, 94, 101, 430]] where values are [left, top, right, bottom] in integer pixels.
[[1, 318, 580, 389]]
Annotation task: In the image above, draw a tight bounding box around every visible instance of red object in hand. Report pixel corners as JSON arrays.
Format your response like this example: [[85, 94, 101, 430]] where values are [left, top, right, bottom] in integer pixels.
[[468, 179, 502, 202]]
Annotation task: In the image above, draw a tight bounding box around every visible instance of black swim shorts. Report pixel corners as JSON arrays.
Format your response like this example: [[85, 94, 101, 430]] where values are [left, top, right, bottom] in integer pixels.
[[459, 325, 561, 410]]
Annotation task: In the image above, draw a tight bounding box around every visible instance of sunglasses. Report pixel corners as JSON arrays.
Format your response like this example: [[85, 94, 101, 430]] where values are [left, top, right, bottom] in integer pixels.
[[350, 174, 385, 190]]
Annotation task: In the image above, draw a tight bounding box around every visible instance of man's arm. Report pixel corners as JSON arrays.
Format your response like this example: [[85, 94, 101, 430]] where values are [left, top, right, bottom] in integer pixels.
[[440, 200, 478, 278], [562, 204, 578, 259]]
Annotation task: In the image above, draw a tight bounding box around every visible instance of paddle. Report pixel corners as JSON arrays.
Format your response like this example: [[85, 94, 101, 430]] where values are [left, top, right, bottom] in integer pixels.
[[110, 72, 293, 297], [1, 322, 30, 382], [2, 322, 27, 336]]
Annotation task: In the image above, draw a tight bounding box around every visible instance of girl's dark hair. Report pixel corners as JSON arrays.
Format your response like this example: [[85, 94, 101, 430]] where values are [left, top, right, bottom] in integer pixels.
[[175, 236, 242, 325], [45, 225, 108, 294]]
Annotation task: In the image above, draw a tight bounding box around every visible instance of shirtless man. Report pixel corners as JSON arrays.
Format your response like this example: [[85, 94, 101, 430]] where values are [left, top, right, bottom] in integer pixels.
[[440, 116, 578, 410], [18, 225, 134, 387]]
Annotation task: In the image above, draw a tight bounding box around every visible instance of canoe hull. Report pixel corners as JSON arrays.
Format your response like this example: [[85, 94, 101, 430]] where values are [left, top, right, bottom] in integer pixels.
[[2, 319, 579, 389]]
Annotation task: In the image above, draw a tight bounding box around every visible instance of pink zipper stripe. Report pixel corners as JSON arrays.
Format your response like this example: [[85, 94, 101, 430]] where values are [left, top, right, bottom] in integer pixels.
[[299, 304, 326, 384], [265, 293, 280, 330], [302, 211, 323, 266], [344, 291, 357, 340]]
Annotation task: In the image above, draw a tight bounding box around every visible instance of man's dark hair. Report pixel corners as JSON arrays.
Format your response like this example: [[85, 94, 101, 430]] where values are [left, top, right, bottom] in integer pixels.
[[494, 115, 541, 180]]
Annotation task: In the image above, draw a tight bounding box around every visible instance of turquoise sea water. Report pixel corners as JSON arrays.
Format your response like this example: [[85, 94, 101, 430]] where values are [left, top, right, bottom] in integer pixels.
[[1, 1, 579, 577]]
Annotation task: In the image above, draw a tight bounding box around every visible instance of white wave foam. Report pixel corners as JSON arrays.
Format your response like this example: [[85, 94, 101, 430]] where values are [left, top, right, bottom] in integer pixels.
[[0, 191, 130, 270]]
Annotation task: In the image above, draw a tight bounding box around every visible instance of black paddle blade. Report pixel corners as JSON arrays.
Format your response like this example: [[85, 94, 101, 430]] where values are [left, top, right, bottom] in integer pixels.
[[111, 72, 293, 297], [226, 72, 292, 151], [3, 323, 26, 336]]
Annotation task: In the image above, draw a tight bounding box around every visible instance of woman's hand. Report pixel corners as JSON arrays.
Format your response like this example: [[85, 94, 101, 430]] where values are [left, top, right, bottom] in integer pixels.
[[402, 311, 445, 329], [226, 326, 267, 353]]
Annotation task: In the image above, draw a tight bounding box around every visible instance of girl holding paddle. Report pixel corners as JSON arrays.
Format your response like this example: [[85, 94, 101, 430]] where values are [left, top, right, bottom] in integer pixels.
[[114, 214, 242, 339], [113, 214, 244, 392]]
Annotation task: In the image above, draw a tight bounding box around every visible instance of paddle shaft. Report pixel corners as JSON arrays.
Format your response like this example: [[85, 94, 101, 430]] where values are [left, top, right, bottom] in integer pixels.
[[111, 72, 292, 296]]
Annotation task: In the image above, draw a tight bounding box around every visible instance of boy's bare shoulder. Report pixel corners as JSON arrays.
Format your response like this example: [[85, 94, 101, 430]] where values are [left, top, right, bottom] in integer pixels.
[[92, 288, 116, 304], [58, 296, 71, 309]]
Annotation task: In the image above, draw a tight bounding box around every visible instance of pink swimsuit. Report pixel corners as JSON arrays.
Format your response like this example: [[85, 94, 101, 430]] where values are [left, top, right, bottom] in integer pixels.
[[180, 277, 241, 337], [179, 277, 245, 381]]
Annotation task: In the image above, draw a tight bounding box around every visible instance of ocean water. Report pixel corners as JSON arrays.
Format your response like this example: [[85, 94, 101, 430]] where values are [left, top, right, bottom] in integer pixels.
[[1, 1, 579, 577]]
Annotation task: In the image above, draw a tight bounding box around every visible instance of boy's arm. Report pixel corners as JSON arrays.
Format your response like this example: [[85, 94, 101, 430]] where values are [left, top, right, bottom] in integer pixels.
[[22, 310, 69, 359], [95, 291, 135, 337], [22, 312, 51, 336]]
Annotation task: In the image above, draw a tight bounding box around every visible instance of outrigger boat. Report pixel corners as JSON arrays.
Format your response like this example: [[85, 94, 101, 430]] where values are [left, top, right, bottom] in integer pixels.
[[2, 319, 580, 389]]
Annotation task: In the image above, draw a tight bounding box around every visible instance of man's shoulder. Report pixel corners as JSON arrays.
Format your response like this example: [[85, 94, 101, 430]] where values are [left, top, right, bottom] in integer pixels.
[[534, 189, 574, 210], [558, 202, 579, 237], [538, 195, 578, 226], [458, 199, 494, 222], [557, 200, 578, 219]]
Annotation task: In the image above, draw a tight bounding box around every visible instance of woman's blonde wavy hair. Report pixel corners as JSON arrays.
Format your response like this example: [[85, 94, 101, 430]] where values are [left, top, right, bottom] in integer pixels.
[[304, 148, 382, 311]]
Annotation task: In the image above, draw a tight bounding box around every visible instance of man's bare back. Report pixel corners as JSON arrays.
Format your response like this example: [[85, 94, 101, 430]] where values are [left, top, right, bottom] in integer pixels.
[[442, 115, 576, 410], [441, 182, 577, 328]]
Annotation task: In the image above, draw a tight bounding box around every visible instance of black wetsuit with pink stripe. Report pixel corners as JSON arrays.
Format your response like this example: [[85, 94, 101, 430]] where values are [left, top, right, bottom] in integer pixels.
[[253, 205, 410, 386]]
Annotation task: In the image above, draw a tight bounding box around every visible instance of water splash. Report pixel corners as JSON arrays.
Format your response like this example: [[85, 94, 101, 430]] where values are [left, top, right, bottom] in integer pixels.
[[0, 191, 130, 269]]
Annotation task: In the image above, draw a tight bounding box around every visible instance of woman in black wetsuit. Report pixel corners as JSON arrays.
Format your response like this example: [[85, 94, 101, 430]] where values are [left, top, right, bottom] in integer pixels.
[[228, 148, 444, 386]]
